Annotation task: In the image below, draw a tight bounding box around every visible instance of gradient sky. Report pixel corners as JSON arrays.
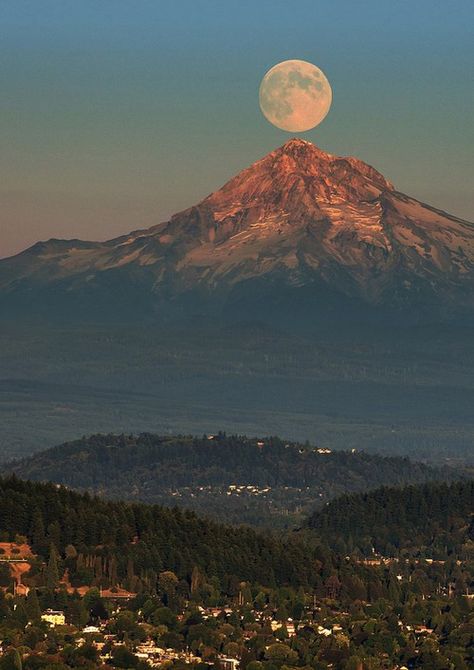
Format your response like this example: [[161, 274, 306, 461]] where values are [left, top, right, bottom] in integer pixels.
[[1, 0, 473, 258]]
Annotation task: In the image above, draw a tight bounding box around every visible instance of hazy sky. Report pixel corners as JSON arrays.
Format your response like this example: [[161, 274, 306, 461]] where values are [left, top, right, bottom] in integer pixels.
[[1, 0, 473, 258]]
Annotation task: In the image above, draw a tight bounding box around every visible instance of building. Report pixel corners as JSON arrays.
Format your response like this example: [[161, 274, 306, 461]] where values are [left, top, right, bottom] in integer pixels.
[[83, 625, 101, 634], [270, 620, 296, 637], [41, 610, 66, 626], [218, 658, 239, 670]]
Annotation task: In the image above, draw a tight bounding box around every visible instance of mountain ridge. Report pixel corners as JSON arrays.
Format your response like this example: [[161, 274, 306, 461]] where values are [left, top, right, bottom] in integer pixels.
[[1, 138, 473, 322], [6, 432, 456, 528]]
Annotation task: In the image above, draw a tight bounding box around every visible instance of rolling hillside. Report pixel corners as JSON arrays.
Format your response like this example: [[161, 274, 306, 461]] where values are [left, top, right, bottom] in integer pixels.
[[307, 479, 474, 557], [7, 433, 455, 527]]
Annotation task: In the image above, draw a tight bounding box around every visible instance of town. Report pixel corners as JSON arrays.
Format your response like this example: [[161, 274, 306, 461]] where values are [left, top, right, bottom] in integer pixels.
[[0, 533, 472, 670]]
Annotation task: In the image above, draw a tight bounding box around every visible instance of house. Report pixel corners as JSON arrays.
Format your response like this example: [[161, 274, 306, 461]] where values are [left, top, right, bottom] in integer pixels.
[[41, 610, 66, 626], [218, 658, 239, 670], [414, 626, 434, 635], [270, 620, 296, 637], [83, 625, 101, 634]]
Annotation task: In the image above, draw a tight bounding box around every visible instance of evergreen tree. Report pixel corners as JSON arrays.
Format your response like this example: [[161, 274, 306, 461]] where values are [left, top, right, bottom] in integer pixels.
[[0, 649, 22, 670], [25, 588, 42, 623], [45, 543, 60, 590], [30, 510, 46, 555]]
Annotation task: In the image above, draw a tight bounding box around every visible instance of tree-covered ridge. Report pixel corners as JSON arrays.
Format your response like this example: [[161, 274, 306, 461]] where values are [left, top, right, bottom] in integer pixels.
[[7, 433, 453, 527], [0, 476, 320, 591], [307, 480, 474, 558]]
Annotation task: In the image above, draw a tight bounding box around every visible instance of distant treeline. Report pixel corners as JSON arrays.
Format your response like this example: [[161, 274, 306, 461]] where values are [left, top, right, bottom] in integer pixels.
[[7, 432, 453, 527]]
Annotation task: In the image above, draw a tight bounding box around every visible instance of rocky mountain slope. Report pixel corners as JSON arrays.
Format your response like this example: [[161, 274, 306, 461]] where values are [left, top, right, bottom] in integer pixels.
[[1, 139, 473, 321]]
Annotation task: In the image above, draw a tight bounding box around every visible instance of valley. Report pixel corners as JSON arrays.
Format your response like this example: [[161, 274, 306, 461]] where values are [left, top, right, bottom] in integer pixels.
[[1, 320, 474, 463]]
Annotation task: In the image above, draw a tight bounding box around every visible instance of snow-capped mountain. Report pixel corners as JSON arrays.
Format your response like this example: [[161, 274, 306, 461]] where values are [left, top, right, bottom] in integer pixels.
[[1, 138, 473, 321]]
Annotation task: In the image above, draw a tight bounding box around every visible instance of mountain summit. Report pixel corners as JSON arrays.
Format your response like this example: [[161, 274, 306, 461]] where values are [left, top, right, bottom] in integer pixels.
[[1, 139, 474, 322]]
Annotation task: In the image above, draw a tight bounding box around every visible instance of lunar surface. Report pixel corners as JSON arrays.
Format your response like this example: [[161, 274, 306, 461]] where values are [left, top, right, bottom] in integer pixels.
[[259, 59, 332, 132]]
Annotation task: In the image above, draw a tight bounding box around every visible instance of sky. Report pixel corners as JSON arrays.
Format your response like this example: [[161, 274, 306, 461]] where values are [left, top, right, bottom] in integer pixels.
[[1, 0, 473, 258]]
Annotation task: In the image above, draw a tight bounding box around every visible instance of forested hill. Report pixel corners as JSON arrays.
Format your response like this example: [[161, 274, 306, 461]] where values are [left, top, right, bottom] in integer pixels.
[[307, 479, 474, 558], [0, 476, 317, 591], [7, 433, 452, 527]]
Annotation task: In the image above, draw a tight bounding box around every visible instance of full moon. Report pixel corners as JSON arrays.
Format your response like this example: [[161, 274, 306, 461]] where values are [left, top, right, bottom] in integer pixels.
[[259, 59, 332, 132]]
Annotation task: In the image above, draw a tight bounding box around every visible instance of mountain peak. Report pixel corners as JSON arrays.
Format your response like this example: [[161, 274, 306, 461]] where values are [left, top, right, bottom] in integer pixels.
[[267, 138, 394, 192], [201, 138, 394, 219], [1, 140, 474, 320], [278, 137, 334, 159]]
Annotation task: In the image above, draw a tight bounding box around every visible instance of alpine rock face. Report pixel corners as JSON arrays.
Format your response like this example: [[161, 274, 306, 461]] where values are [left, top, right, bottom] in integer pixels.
[[1, 139, 473, 321]]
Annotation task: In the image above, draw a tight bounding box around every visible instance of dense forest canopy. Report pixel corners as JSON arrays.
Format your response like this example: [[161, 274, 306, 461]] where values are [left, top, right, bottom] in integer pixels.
[[308, 480, 474, 558], [0, 475, 321, 592], [7, 433, 454, 527], [1, 475, 473, 599]]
